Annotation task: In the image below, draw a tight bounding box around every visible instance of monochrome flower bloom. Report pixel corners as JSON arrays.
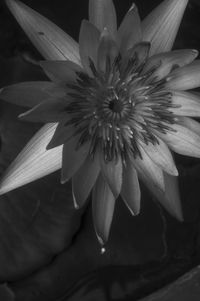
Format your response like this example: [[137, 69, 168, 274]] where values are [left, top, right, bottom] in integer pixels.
[[1, 0, 200, 245]]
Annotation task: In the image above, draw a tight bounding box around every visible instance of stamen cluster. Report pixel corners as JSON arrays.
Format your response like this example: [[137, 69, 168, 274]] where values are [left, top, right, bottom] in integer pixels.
[[65, 52, 178, 162]]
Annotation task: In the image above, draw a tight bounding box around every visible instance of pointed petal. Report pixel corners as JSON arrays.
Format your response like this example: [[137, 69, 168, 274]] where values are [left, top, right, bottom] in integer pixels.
[[161, 173, 183, 221], [121, 161, 141, 215], [19, 98, 67, 122], [117, 4, 142, 54], [46, 121, 73, 150], [92, 173, 115, 245], [166, 61, 200, 90], [141, 138, 178, 176], [170, 91, 200, 117], [132, 147, 165, 191], [0, 123, 62, 195], [157, 124, 200, 158], [79, 20, 100, 74], [100, 156, 122, 198], [142, 0, 188, 55], [97, 28, 118, 73], [129, 42, 150, 64], [121, 42, 150, 73], [144, 172, 183, 221], [61, 140, 89, 183], [89, 0, 117, 38], [0, 81, 65, 107], [6, 0, 80, 63], [72, 155, 100, 208], [40, 60, 82, 83], [178, 116, 200, 135], [144, 49, 198, 80]]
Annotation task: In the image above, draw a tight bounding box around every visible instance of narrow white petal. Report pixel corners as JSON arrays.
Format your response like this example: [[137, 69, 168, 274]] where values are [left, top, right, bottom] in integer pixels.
[[157, 124, 200, 158], [97, 28, 118, 73], [72, 155, 100, 208], [0, 123, 62, 195], [117, 4, 142, 54], [92, 173, 116, 245], [142, 0, 188, 55], [141, 138, 178, 176], [0, 82, 65, 107], [144, 172, 183, 221], [6, 0, 80, 63], [61, 140, 89, 183], [100, 155, 122, 198], [178, 116, 200, 135], [79, 20, 100, 74], [19, 98, 67, 123], [40, 60, 83, 83], [170, 91, 200, 117], [166, 61, 200, 90], [143, 49, 198, 80], [121, 162, 141, 215], [89, 0, 117, 38], [132, 147, 165, 191]]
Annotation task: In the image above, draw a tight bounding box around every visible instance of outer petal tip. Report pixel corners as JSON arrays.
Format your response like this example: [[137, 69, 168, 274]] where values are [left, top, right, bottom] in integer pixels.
[[171, 200, 184, 222], [6, 0, 80, 62], [18, 112, 27, 120], [72, 192, 80, 210], [0, 183, 11, 196], [142, 0, 189, 55], [89, 0, 117, 38], [128, 206, 140, 216], [117, 2, 142, 54], [177, 211, 184, 222], [129, 3, 136, 12], [173, 167, 179, 177], [92, 175, 115, 245], [97, 233, 106, 246], [102, 27, 109, 36], [192, 49, 199, 55], [60, 178, 67, 185]]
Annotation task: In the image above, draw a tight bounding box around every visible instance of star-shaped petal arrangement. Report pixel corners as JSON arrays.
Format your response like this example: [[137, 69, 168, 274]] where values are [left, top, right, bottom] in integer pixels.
[[1, 0, 200, 246]]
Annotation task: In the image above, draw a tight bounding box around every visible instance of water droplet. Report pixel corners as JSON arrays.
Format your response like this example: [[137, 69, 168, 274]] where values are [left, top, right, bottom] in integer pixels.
[[101, 247, 106, 254]]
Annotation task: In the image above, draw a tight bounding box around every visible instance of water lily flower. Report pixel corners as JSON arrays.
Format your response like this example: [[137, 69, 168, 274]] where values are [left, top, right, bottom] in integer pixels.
[[1, 0, 200, 245]]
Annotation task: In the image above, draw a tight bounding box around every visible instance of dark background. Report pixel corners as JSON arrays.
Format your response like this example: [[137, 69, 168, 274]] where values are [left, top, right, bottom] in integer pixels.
[[1, 1, 200, 300]]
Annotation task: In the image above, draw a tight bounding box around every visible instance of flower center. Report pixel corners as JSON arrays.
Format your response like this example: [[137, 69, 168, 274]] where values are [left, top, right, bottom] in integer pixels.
[[109, 98, 121, 112], [108, 92, 122, 113], [65, 50, 177, 162], [97, 87, 132, 123]]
